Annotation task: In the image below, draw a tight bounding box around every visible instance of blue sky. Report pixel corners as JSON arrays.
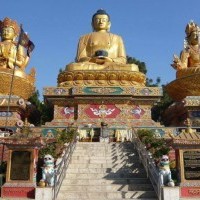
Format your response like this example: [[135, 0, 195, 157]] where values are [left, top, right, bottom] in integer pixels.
[[2, 0, 200, 99]]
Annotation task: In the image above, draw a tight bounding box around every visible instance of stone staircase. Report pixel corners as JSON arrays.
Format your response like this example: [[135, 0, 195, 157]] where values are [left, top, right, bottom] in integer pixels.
[[56, 142, 158, 200]]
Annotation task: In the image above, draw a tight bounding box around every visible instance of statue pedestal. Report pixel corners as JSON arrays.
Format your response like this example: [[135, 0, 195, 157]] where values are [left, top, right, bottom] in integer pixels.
[[44, 86, 162, 131], [163, 96, 200, 126], [166, 72, 200, 101], [1, 137, 44, 199]]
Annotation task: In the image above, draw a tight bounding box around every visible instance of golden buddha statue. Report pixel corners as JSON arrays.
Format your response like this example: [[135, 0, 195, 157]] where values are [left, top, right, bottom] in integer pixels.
[[66, 9, 138, 72], [171, 21, 200, 78], [0, 17, 29, 70]]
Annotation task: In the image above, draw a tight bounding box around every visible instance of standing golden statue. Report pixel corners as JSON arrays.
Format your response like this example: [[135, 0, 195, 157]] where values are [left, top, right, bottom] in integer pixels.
[[0, 17, 29, 70], [66, 9, 138, 71], [171, 21, 200, 78]]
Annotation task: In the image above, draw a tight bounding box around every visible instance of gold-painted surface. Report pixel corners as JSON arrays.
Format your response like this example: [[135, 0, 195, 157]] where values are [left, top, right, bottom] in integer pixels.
[[44, 86, 162, 97], [0, 17, 29, 70], [43, 87, 69, 96], [166, 73, 200, 101], [64, 10, 140, 72], [184, 96, 200, 106], [0, 95, 26, 126], [173, 130, 200, 145], [0, 17, 35, 99], [0, 95, 25, 107], [171, 21, 200, 78], [0, 68, 35, 99], [58, 70, 146, 86], [0, 119, 17, 127]]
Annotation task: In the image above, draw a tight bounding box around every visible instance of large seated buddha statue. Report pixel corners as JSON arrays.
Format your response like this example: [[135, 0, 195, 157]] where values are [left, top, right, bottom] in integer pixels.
[[67, 9, 138, 71], [58, 9, 145, 87], [0, 17, 35, 99]]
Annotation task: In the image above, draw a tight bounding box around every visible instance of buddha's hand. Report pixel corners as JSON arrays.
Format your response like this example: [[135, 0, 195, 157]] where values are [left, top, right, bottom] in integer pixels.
[[171, 55, 183, 70], [90, 56, 112, 64], [7, 57, 15, 69]]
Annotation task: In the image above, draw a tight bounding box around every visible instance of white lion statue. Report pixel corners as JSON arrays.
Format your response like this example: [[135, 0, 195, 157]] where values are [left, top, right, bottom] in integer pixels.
[[40, 154, 55, 187], [158, 155, 175, 187]]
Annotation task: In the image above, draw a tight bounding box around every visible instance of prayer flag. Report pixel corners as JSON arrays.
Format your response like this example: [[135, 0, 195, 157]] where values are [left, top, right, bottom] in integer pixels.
[[18, 27, 35, 56]]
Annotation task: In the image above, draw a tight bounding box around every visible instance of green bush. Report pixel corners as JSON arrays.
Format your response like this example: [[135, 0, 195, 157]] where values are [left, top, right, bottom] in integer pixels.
[[39, 128, 77, 159], [137, 129, 170, 159]]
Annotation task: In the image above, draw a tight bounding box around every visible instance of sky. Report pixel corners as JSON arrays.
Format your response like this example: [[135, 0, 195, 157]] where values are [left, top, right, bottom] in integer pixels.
[[1, 0, 200, 100]]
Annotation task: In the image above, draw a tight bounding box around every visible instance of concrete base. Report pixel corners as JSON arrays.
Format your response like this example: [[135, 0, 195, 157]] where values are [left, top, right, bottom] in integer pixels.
[[35, 187, 53, 200], [162, 186, 180, 200], [1, 183, 35, 198]]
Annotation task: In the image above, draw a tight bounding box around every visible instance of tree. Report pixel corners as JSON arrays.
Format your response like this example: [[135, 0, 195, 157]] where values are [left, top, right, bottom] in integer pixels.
[[127, 56, 147, 74], [151, 85, 173, 124], [28, 90, 42, 126], [28, 90, 53, 126], [127, 55, 173, 124]]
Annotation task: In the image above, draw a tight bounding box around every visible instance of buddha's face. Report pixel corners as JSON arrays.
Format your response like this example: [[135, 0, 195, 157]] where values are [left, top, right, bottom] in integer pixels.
[[188, 31, 199, 45], [92, 14, 110, 31], [1, 27, 16, 41]]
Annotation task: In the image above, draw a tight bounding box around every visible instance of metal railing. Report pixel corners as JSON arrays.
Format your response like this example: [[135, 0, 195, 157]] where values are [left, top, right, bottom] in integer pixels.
[[52, 132, 77, 200], [132, 134, 162, 200]]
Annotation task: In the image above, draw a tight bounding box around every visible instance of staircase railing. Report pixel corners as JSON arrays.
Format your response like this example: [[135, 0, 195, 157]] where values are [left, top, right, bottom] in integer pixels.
[[132, 134, 162, 200], [52, 132, 77, 200]]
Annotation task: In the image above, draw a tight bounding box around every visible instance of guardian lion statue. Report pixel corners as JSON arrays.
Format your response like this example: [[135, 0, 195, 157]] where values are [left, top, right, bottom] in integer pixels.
[[40, 154, 55, 187], [159, 155, 175, 187]]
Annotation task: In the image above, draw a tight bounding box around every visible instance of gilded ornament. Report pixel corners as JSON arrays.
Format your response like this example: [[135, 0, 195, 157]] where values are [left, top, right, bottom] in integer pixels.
[[0, 17, 35, 99], [171, 20, 200, 78]]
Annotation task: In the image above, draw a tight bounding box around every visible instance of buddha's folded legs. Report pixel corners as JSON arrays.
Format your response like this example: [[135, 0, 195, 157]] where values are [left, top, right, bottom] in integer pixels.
[[66, 62, 139, 72]]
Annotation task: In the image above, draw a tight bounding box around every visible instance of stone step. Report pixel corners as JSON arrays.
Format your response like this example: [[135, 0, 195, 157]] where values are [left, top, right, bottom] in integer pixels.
[[57, 142, 157, 200], [57, 191, 157, 199], [68, 163, 141, 172], [66, 167, 146, 174], [64, 199, 157, 200], [68, 163, 144, 173], [73, 151, 135, 155], [65, 172, 147, 179], [62, 178, 151, 185], [70, 159, 142, 168], [77, 142, 134, 147], [59, 184, 154, 192], [71, 155, 138, 160], [72, 152, 137, 157], [75, 145, 135, 149], [70, 157, 140, 163], [75, 143, 135, 149]]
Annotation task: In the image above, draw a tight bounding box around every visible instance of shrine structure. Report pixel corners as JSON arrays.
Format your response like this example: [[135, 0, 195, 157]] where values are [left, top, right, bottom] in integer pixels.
[[164, 21, 200, 198], [44, 9, 162, 141], [165, 21, 200, 127], [0, 17, 35, 130]]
